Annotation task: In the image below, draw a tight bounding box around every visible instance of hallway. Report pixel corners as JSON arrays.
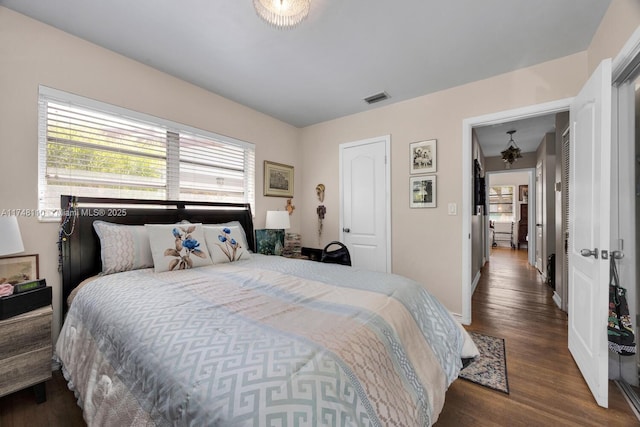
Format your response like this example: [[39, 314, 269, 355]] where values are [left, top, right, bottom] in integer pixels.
[[437, 248, 639, 426]]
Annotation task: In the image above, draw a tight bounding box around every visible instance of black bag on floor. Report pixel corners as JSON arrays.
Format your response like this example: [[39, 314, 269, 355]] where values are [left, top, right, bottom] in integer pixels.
[[608, 257, 636, 356], [321, 241, 352, 266]]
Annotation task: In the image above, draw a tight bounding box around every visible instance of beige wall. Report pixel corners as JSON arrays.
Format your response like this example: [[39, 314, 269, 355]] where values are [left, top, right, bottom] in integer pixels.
[[299, 3, 640, 317], [588, 0, 640, 73], [300, 53, 587, 314], [0, 7, 300, 340]]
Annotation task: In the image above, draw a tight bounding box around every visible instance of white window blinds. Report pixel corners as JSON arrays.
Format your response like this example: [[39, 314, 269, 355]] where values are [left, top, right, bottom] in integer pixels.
[[38, 87, 255, 220]]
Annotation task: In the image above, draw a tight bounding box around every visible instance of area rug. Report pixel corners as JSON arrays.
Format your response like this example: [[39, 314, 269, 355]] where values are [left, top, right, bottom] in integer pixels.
[[459, 331, 509, 394]]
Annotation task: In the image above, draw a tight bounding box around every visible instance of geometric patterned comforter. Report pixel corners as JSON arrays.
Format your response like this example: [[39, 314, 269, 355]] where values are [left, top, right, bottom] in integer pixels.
[[56, 255, 468, 426]]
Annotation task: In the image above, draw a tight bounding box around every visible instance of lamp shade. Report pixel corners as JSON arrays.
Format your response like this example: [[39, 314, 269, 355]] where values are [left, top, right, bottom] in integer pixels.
[[0, 216, 24, 256], [265, 211, 290, 230]]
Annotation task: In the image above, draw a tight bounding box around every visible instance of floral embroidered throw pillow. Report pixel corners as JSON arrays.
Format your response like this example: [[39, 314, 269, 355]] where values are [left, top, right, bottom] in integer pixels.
[[203, 225, 251, 264], [146, 223, 213, 272]]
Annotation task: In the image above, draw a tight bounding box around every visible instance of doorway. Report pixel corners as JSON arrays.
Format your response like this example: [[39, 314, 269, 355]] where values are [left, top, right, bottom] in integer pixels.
[[461, 99, 571, 325], [462, 28, 640, 409], [486, 170, 534, 262]]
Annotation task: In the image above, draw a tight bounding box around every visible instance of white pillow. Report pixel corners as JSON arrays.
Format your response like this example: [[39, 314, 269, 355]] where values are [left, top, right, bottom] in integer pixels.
[[93, 221, 154, 274], [204, 225, 252, 264], [145, 223, 213, 272]]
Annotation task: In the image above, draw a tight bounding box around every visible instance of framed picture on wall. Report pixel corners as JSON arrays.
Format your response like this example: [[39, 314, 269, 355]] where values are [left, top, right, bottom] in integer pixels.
[[0, 254, 39, 284], [519, 185, 529, 202], [410, 175, 437, 208], [410, 139, 437, 174], [264, 161, 294, 197]]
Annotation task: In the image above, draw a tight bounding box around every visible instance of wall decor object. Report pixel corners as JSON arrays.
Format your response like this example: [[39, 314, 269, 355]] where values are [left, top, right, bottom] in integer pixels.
[[255, 229, 285, 255], [410, 139, 437, 174], [315, 183, 325, 202], [519, 185, 529, 202], [317, 205, 326, 239], [285, 199, 295, 215], [264, 161, 294, 197], [410, 175, 437, 208], [0, 254, 39, 285], [473, 159, 485, 216], [315, 183, 326, 242]]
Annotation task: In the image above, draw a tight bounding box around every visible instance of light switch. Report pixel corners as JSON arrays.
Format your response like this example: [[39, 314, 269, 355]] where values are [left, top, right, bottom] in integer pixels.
[[448, 202, 457, 215]]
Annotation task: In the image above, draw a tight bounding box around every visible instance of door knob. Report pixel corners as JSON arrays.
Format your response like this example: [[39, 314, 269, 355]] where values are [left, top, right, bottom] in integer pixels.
[[580, 248, 598, 259], [343, 228, 350, 233]]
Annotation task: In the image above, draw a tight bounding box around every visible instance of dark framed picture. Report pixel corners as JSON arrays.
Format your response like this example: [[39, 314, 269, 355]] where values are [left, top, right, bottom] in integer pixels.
[[0, 254, 39, 285], [519, 185, 529, 202], [255, 229, 285, 255], [264, 161, 294, 197], [410, 139, 437, 174], [410, 175, 437, 208]]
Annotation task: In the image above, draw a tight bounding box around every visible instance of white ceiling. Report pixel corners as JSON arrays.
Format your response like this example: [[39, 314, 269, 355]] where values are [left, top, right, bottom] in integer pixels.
[[2, 0, 609, 151]]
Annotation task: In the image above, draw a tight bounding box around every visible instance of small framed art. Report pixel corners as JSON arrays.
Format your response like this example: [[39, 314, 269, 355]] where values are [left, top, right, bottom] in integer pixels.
[[264, 161, 294, 197], [410, 175, 437, 208], [519, 185, 529, 202], [0, 254, 39, 284], [410, 139, 437, 174], [255, 229, 285, 255]]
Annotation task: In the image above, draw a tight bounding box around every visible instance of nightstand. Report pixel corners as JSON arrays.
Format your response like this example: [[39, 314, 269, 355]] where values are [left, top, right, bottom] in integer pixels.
[[301, 247, 323, 262], [0, 305, 53, 403]]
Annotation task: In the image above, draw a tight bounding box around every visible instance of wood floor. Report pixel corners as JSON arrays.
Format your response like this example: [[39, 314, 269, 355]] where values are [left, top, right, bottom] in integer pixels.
[[437, 247, 640, 426], [0, 370, 84, 427], [1, 248, 638, 426]]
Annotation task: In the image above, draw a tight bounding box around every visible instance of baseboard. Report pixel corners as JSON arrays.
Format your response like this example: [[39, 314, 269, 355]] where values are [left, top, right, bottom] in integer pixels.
[[471, 270, 481, 295], [552, 291, 562, 309], [450, 311, 464, 324]]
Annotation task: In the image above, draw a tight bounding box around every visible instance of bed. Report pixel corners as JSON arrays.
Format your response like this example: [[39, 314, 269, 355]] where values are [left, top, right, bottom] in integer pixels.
[[55, 195, 477, 426]]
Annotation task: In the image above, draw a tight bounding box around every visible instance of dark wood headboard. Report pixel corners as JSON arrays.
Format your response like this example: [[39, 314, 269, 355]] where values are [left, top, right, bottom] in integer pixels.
[[59, 195, 254, 313]]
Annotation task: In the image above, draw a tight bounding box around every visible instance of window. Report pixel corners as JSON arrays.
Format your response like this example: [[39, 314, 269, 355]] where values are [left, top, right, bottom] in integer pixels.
[[38, 87, 255, 220], [488, 185, 515, 223]]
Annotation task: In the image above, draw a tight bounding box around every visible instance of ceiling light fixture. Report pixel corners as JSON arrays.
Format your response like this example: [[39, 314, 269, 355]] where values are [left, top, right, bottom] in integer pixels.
[[501, 130, 523, 169], [253, 0, 311, 29]]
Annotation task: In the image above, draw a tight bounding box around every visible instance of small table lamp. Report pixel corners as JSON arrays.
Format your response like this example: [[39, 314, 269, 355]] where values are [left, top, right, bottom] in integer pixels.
[[0, 216, 24, 257], [0, 216, 24, 296], [265, 211, 290, 255]]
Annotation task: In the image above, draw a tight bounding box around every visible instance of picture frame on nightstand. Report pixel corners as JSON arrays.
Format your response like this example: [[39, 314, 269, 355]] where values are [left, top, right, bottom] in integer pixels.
[[255, 229, 285, 255], [0, 254, 38, 285]]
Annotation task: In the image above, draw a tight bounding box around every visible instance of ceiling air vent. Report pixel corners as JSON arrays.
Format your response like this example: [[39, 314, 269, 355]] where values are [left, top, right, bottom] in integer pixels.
[[364, 91, 389, 104]]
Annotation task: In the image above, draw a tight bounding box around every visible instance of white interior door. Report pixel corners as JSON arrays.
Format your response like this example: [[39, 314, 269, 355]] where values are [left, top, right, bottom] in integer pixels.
[[568, 58, 612, 408], [340, 136, 390, 272]]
